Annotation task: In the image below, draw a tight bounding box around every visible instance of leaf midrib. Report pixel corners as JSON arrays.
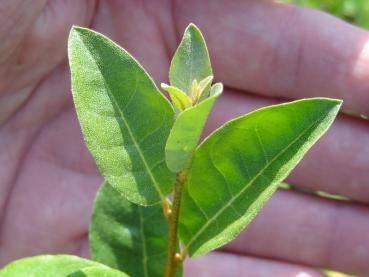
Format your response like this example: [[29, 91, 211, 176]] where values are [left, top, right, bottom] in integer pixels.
[[77, 33, 164, 201], [185, 113, 326, 250]]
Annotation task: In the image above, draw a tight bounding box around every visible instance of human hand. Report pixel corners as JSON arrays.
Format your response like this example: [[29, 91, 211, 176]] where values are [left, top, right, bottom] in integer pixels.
[[0, 1, 368, 276]]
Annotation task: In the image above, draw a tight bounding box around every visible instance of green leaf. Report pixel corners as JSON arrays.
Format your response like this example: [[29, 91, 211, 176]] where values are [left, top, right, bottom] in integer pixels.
[[161, 84, 192, 112], [197, 76, 213, 94], [89, 182, 171, 277], [209, 83, 223, 97], [165, 89, 222, 172], [188, 76, 214, 104], [179, 98, 342, 257], [0, 255, 112, 277], [68, 26, 175, 206], [169, 24, 212, 94], [196, 76, 214, 102], [68, 266, 129, 277]]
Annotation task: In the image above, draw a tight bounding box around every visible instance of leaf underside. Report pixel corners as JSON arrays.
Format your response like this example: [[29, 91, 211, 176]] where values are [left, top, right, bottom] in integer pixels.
[[179, 98, 342, 257], [68, 27, 175, 206], [90, 182, 181, 277]]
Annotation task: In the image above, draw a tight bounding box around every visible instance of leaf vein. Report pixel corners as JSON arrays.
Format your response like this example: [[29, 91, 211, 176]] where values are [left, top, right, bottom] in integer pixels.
[[79, 39, 165, 199], [186, 114, 325, 249], [255, 122, 269, 163]]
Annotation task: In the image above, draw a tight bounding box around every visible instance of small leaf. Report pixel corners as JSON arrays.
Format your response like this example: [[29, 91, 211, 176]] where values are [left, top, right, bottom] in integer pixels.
[[0, 255, 110, 277], [68, 266, 129, 277], [209, 83, 223, 97], [90, 182, 172, 277], [179, 98, 342, 257], [198, 76, 213, 94], [68, 26, 175, 205], [169, 24, 212, 94], [161, 83, 192, 112], [165, 89, 222, 172], [196, 75, 214, 102]]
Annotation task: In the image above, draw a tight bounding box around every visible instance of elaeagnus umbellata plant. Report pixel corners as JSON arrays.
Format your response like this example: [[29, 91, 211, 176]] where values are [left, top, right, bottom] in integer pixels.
[[0, 24, 345, 277]]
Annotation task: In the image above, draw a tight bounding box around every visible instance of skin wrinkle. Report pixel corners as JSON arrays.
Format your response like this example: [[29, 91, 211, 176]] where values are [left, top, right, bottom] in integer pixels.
[[0, 84, 34, 127], [323, 200, 341, 270], [33, 107, 100, 176], [0, 1, 45, 91], [1, 1, 97, 94], [0, 94, 70, 241], [0, 125, 42, 248], [0, 1, 45, 62], [0, 80, 45, 240]]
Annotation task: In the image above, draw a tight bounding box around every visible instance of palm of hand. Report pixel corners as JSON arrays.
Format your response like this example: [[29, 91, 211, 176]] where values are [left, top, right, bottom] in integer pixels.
[[1, 1, 369, 276]]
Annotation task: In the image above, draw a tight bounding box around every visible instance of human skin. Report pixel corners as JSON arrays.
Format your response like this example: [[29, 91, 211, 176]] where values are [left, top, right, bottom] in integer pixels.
[[0, 1, 368, 276]]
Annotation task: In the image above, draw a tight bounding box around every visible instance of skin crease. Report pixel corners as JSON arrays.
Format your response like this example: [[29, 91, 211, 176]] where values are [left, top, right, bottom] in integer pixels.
[[0, 0, 368, 276]]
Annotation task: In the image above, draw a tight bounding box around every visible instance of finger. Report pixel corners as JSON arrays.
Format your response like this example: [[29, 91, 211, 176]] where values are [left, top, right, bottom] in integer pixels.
[[176, 0, 369, 116], [185, 251, 324, 277], [91, 0, 174, 85], [223, 189, 369, 276], [0, 1, 96, 124], [9, 0, 96, 92], [0, 105, 100, 266], [0, 62, 74, 230], [0, 0, 46, 65], [205, 89, 369, 203]]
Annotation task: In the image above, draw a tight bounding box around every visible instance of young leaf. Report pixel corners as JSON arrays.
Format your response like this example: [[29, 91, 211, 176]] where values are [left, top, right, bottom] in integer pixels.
[[179, 98, 342, 257], [68, 26, 175, 206], [0, 255, 122, 277], [165, 89, 222, 172], [197, 76, 213, 95], [209, 83, 223, 97], [197, 76, 214, 102], [161, 84, 192, 112], [90, 182, 176, 277], [169, 24, 212, 94]]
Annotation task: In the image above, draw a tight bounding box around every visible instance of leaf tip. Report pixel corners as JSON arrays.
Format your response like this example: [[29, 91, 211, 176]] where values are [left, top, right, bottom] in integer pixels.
[[69, 25, 85, 39], [68, 26, 89, 52], [316, 97, 343, 114], [184, 23, 204, 39], [69, 26, 100, 43], [186, 22, 200, 31], [160, 83, 169, 89]]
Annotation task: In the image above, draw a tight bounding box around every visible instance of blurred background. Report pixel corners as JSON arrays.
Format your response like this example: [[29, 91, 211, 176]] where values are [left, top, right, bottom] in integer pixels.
[[279, 2, 368, 276], [280, 0, 369, 29]]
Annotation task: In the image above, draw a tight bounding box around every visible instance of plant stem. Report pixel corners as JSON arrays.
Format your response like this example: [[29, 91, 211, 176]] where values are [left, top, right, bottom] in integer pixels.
[[164, 170, 187, 277]]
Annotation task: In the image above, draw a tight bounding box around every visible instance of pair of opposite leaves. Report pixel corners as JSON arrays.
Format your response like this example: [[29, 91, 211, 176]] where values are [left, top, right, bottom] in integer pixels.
[[68, 23, 340, 253], [69, 22, 341, 277], [0, 24, 342, 277], [70, 23, 341, 269]]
